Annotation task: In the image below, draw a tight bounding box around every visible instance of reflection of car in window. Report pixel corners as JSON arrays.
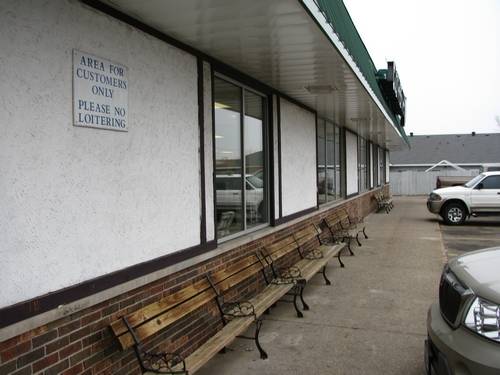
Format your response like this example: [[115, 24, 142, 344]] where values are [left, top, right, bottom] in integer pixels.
[[216, 174, 264, 219]]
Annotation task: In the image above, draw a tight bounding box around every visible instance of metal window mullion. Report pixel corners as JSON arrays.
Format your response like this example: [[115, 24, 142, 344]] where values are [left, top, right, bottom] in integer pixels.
[[332, 123, 336, 200], [241, 87, 246, 231], [323, 121, 327, 202], [263, 98, 269, 223]]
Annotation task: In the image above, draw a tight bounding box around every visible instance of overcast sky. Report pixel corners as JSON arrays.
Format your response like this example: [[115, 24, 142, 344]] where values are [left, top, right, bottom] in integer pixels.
[[343, 0, 500, 135]]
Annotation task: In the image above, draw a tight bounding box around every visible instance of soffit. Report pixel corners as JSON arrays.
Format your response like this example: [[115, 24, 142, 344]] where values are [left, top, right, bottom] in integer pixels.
[[99, 0, 405, 149]]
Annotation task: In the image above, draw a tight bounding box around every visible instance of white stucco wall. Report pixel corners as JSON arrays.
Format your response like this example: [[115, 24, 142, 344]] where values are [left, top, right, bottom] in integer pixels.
[[0, 0, 201, 308], [279, 99, 317, 216], [346, 131, 359, 195], [203, 62, 215, 241]]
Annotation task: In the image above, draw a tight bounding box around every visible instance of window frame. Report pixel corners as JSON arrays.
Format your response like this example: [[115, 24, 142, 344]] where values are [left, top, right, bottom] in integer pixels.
[[317, 118, 343, 205], [479, 175, 500, 189], [213, 73, 270, 243], [357, 136, 369, 193]]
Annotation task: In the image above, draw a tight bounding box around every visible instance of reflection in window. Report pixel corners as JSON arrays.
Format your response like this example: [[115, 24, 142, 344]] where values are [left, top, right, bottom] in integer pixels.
[[244, 90, 266, 229], [214, 79, 242, 237], [214, 77, 267, 239], [358, 137, 368, 192], [317, 119, 326, 204], [378, 147, 384, 186], [317, 119, 342, 204], [372, 145, 379, 187]]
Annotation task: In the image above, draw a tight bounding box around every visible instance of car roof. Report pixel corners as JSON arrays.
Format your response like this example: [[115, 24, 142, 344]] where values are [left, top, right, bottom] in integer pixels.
[[482, 171, 500, 176]]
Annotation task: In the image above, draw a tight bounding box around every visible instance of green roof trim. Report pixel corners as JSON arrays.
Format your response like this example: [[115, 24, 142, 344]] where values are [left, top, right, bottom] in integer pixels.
[[315, 0, 409, 144]]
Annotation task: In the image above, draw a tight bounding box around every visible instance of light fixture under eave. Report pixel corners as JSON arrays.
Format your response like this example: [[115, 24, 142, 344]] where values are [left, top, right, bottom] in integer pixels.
[[215, 135, 224, 139], [305, 85, 337, 95]]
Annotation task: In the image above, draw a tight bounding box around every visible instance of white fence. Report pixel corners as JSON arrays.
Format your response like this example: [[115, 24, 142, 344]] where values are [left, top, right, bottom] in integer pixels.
[[389, 169, 478, 195]]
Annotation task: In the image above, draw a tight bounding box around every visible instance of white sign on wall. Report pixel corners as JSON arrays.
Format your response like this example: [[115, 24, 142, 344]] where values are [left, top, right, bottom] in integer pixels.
[[73, 50, 128, 131]]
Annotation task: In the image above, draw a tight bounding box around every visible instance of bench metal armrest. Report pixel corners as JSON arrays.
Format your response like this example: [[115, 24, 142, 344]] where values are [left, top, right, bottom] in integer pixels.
[[221, 301, 257, 320], [271, 266, 302, 285], [140, 351, 187, 375]]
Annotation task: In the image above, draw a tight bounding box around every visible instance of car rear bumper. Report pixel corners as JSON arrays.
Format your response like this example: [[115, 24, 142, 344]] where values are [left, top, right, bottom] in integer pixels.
[[426, 302, 500, 375]]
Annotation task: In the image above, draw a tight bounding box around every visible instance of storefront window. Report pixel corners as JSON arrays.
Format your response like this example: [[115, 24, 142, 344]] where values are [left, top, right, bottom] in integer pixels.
[[372, 144, 379, 187], [379, 147, 386, 185], [244, 90, 266, 229], [358, 137, 368, 192], [317, 119, 342, 204], [214, 77, 267, 239], [317, 119, 326, 204]]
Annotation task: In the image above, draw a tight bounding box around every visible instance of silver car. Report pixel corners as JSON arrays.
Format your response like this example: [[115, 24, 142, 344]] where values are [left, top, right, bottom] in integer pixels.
[[426, 247, 500, 374]]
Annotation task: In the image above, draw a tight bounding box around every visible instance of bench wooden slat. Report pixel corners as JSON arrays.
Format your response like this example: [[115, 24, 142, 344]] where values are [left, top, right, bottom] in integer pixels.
[[118, 288, 217, 349], [266, 242, 298, 262], [210, 254, 261, 285], [325, 216, 341, 228], [265, 235, 296, 254], [216, 262, 264, 293], [293, 225, 319, 247], [110, 278, 212, 337]]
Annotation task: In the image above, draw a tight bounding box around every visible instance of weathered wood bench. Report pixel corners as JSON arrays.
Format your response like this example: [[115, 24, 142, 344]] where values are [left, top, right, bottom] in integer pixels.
[[110, 251, 299, 374], [261, 225, 346, 313], [375, 192, 393, 213], [260, 235, 308, 317], [336, 208, 368, 242], [323, 213, 358, 257], [292, 224, 346, 294]]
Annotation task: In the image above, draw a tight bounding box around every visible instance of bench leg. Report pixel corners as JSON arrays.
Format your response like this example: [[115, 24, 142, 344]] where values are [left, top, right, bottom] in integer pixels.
[[299, 284, 310, 310], [355, 232, 362, 248], [337, 252, 345, 268], [293, 284, 304, 318], [346, 238, 355, 256], [362, 227, 368, 239], [254, 319, 268, 360], [321, 265, 331, 285]]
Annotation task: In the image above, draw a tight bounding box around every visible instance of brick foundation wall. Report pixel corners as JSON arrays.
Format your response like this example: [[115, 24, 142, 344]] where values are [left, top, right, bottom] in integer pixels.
[[0, 188, 386, 375]]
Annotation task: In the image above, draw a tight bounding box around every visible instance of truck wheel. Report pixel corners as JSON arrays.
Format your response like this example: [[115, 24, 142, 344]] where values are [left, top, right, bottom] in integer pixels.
[[442, 202, 467, 225]]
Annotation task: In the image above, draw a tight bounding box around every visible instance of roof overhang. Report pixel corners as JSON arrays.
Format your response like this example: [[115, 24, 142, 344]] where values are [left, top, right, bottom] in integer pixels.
[[92, 0, 407, 150]]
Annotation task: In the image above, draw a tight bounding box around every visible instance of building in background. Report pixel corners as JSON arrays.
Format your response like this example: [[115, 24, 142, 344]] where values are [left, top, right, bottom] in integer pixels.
[[0, 1, 407, 373], [390, 133, 500, 195]]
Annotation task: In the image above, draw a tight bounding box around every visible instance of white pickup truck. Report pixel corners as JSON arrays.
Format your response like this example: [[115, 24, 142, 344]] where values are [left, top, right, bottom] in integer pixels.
[[427, 171, 500, 225]]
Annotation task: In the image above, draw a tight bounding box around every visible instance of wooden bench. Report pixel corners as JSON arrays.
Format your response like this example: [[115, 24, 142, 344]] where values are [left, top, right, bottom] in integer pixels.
[[375, 192, 393, 213], [260, 235, 308, 318], [292, 224, 346, 307], [261, 226, 346, 314], [336, 208, 368, 242], [323, 213, 358, 257], [110, 251, 299, 374]]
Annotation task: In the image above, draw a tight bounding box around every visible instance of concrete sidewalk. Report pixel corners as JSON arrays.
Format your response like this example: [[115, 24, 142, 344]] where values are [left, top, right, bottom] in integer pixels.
[[198, 196, 444, 375]]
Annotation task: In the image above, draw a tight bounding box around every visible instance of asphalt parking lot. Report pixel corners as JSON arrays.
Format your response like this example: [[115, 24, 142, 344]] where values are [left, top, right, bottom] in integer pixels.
[[437, 216, 500, 258]]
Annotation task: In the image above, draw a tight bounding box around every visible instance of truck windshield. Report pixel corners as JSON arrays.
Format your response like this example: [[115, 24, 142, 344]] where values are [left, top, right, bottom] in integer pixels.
[[464, 174, 484, 188]]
